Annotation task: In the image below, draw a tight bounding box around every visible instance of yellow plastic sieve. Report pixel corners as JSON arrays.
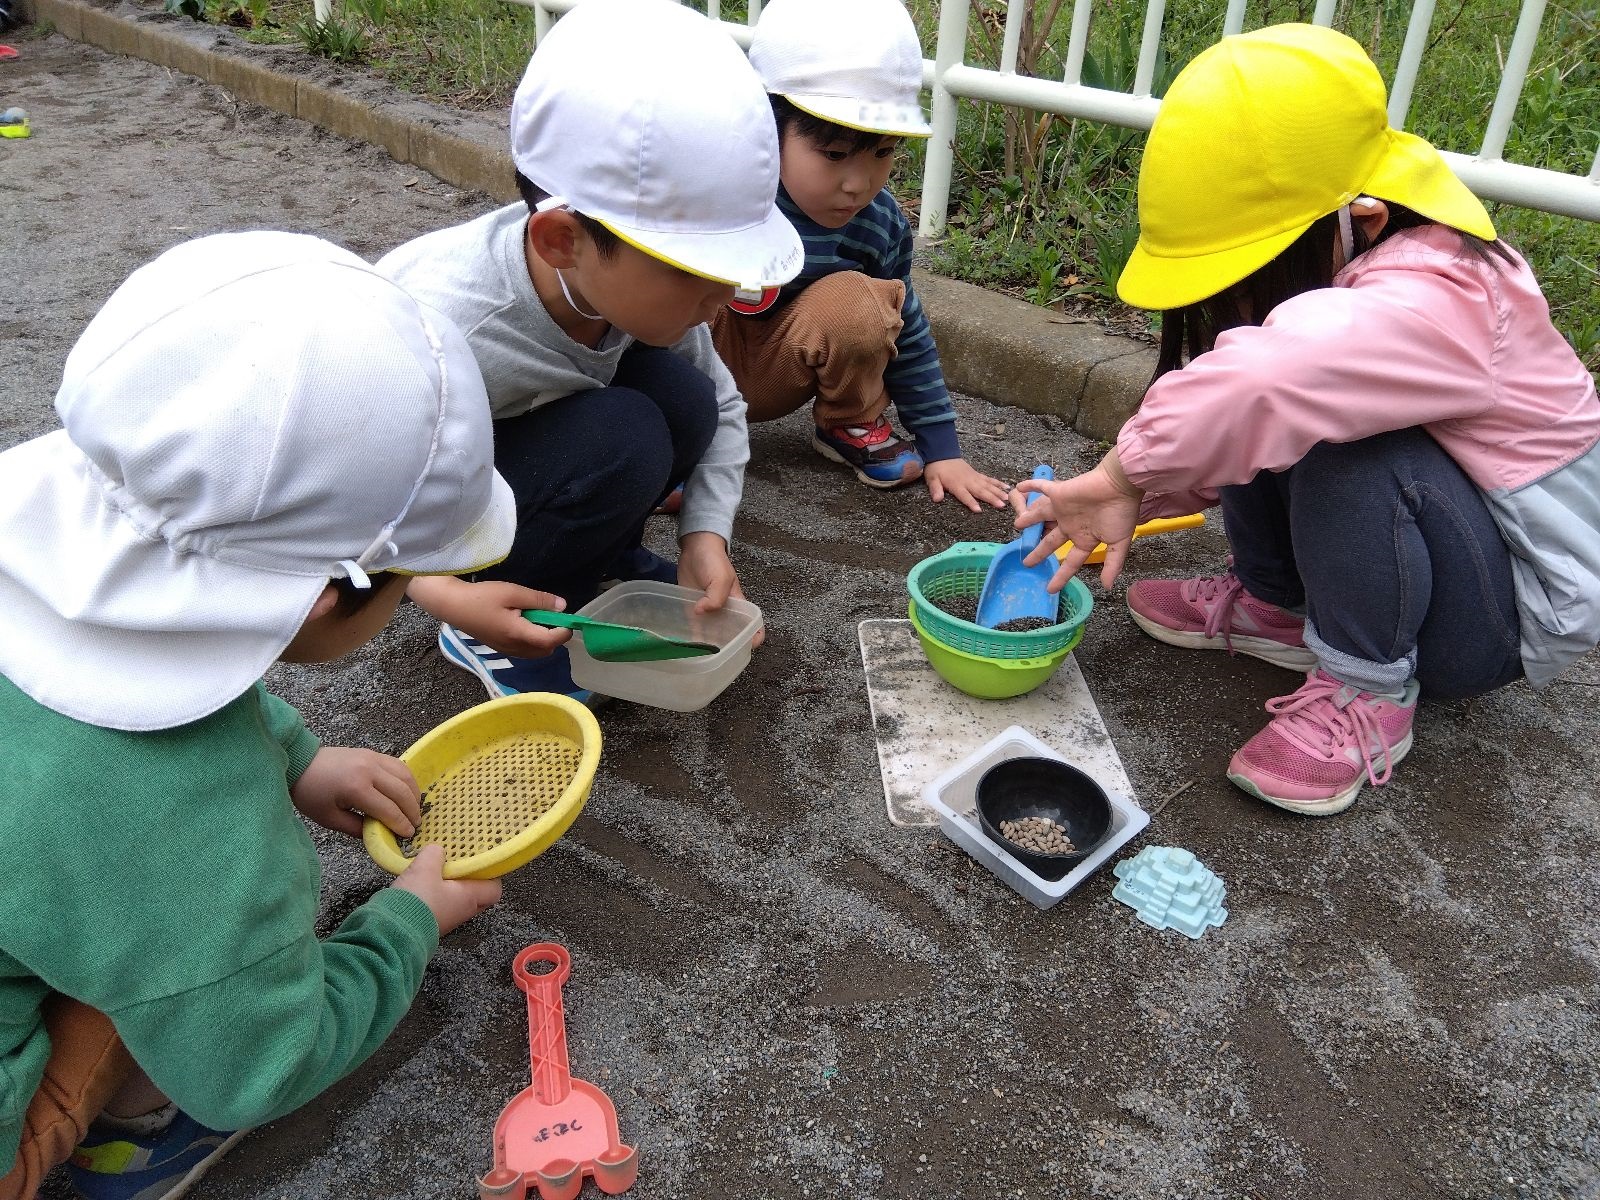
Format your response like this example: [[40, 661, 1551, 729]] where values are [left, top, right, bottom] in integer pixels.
[[363, 693, 602, 881]]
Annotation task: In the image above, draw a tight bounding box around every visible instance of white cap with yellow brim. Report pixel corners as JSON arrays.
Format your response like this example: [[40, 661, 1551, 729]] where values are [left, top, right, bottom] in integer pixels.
[[750, 0, 932, 139], [511, 0, 804, 293]]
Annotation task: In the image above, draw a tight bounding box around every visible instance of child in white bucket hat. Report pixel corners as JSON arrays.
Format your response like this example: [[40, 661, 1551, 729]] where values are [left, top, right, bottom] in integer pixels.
[[381, 0, 803, 703], [711, 0, 1008, 511], [0, 232, 510, 1200]]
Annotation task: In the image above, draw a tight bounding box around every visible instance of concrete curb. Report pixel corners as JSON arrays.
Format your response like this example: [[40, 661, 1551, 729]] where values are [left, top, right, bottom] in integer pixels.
[[17, 0, 1154, 440]]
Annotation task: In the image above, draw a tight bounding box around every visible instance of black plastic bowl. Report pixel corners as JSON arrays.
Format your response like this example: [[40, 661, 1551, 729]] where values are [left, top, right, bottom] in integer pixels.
[[975, 757, 1113, 881]]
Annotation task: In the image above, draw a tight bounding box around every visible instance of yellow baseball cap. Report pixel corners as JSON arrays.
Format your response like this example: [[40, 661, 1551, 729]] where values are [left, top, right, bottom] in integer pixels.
[[1116, 23, 1495, 311]]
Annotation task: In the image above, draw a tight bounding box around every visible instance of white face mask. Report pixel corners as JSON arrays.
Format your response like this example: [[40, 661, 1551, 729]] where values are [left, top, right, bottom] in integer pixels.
[[534, 193, 606, 321], [554, 268, 604, 322], [1337, 195, 1381, 268]]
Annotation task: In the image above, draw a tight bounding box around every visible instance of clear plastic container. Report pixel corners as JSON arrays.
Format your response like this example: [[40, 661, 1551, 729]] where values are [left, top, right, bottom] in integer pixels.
[[566, 581, 764, 711]]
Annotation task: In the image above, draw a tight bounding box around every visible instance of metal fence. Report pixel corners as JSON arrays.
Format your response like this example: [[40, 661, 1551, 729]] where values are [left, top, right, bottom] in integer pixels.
[[511, 0, 1600, 236]]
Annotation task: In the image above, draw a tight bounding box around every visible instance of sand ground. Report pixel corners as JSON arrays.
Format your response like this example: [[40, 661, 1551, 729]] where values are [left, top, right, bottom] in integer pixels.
[[5, 31, 1600, 1200]]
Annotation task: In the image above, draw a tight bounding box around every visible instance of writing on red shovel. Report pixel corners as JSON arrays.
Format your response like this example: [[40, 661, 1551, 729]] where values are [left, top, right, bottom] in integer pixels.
[[479, 944, 638, 1200]]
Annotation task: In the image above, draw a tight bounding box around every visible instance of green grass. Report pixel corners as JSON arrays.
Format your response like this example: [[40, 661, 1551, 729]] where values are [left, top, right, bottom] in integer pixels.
[[181, 0, 1598, 368], [908, 0, 1599, 368]]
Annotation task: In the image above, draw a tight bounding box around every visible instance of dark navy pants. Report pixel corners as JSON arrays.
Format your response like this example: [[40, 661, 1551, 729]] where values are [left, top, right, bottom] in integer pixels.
[[1223, 428, 1523, 699], [478, 344, 718, 611]]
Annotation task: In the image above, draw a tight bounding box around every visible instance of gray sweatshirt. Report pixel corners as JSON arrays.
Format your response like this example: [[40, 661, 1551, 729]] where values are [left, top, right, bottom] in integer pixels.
[[378, 204, 747, 543]]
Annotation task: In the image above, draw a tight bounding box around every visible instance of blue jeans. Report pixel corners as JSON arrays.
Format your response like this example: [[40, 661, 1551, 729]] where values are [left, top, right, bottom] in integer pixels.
[[480, 344, 718, 610], [1223, 428, 1522, 700]]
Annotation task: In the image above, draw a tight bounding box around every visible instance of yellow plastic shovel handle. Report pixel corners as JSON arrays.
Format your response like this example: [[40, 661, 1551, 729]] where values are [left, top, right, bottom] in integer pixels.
[[1054, 513, 1207, 564]]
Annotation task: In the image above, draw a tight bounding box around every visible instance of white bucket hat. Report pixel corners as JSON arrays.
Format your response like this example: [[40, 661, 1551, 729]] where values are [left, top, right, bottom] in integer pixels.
[[749, 0, 931, 138], [510, 0, 804, 292], [0, 232, 517, 732]]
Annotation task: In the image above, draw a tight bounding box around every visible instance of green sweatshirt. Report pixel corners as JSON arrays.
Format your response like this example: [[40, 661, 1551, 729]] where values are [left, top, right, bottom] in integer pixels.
[[0, 675, 439, 1168]]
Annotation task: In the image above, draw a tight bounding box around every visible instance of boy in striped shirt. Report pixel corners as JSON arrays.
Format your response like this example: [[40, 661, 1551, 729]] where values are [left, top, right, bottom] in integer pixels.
[[711, 0, 1008, 511]]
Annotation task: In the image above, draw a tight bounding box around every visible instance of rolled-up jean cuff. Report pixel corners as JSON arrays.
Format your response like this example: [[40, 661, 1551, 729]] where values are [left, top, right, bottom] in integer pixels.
[[1305, 621, 1416, 694]]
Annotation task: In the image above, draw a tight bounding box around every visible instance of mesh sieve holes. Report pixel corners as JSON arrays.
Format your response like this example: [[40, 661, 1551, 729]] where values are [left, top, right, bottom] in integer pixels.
[[420, 735, 584, 858]]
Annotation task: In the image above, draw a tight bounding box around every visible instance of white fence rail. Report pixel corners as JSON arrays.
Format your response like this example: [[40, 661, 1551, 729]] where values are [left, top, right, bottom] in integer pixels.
[[510, 0, 1600, 234]]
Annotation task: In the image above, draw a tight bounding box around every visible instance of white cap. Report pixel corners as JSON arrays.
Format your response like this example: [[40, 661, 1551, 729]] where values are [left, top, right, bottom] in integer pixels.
[[0, 232, 517, 732], [510, 0, 804, 292], [750, 0, 931, 138]]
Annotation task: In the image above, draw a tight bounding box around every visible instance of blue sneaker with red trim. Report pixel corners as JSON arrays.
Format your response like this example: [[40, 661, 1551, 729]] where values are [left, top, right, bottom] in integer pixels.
[[811, 415, 924, 489], [67, 1110, 246, 1200]]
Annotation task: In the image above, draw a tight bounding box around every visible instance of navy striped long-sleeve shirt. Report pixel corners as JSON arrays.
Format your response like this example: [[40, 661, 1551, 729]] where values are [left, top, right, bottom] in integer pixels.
[[774, 186, 961, 462]]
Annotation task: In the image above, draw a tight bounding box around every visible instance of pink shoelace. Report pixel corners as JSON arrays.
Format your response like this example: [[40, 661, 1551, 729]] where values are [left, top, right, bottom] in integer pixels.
[[1264, 672, 1401, 787], [1184, 572, 1248, 651]]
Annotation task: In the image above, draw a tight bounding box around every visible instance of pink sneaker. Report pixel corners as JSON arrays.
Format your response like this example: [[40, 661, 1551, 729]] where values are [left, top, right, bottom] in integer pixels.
[[1126, 571, 1316, 671], [1227, 670, 1419, 816]]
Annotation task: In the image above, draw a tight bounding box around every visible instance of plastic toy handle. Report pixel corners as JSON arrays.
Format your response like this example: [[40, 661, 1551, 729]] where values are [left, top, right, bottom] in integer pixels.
[[513, 943, 574, 1107], [1018, 464, 1053, 553], [1055, 512, 1206, 564], [523, 609, 585, 630]]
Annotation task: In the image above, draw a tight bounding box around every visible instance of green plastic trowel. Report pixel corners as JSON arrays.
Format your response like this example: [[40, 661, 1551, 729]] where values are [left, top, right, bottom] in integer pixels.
[[522, 610, 717, 663]]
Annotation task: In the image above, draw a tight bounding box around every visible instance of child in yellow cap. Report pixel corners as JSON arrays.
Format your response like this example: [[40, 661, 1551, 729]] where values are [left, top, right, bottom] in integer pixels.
[[713, 0, 1009, 510], [1014, 24, 1600, 816]]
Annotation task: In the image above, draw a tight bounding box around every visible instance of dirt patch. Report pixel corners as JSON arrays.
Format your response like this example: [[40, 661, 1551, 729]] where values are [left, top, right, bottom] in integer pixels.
[[9, 29, 1600, 1200]]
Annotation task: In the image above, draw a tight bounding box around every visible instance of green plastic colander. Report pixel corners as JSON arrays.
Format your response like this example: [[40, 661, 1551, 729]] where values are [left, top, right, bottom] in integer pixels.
[[908, 603, 1083, 699], [907, 542, 1093, 661]]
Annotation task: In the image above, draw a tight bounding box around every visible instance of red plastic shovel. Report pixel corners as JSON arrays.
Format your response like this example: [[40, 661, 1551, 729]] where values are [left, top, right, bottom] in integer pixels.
[[481, 944, 638, 1200]]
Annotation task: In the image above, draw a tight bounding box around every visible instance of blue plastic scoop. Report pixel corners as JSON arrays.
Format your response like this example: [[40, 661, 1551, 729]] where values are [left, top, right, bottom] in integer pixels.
[[976, 464, 1060, 630]]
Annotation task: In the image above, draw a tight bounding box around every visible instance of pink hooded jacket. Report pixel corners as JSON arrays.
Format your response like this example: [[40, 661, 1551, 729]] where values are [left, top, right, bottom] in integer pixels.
[[1117, 224, 1600, 686]]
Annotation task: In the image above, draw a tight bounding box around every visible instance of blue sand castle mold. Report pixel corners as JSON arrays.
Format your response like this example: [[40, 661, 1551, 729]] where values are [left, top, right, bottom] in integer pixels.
[[1111, 846, 1227, 939]]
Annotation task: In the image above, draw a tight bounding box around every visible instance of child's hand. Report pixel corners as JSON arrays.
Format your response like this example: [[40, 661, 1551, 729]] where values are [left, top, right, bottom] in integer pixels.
[[391, 845, 501, 936], [1014, 452, 1144, 589], [924, 458, 1009, 512], [407, 576, 573, 658], [292, 747, 422, 839], [677, 530, 765, 648]]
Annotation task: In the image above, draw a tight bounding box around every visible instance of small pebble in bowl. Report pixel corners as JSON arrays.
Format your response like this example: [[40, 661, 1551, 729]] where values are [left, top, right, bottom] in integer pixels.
[[999, 816, 1076, 855]]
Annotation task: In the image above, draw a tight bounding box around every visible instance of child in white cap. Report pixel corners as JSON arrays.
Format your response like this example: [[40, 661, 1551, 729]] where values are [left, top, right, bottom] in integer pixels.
[[381, 0, 803, 702], [712, 0, 1008, 510], [0, 232, 513, 1200], [1015, 25, 1600, 816]]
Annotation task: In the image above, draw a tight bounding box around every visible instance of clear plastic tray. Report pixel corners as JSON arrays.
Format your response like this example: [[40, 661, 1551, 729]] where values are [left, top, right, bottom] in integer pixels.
[[921, 725, 1149, 909], [566, 581, 763, 711]]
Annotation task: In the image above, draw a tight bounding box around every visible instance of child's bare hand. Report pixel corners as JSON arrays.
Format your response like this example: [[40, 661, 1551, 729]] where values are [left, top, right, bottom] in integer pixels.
[[1014, 453, 1144, 589], [291, 747, 422, 839], [407, 576, 572, 657], [678, 531, 765, 648], [925, 458, 1009, 512], [391, 845, 501, 936]]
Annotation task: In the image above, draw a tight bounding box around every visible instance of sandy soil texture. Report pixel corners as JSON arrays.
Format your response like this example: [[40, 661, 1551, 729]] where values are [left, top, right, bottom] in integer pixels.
[[6, 31, 1600, 1200]]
